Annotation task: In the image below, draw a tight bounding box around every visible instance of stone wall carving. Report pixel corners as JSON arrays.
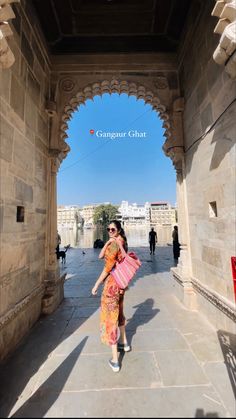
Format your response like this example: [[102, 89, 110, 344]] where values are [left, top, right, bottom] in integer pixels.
[[0, 284, 44, 329], [191, 276, 236, 323], [0, 0, 19, 68], [162, 97, 185, 168], [212, 0, 236, 79]]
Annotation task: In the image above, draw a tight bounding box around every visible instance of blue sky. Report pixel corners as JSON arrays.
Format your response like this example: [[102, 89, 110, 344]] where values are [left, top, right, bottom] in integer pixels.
[[57, 93, 176, 206]]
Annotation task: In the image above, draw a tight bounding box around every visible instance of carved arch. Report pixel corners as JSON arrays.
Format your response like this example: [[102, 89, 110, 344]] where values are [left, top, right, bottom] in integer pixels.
[[57, 79, 183, 167]]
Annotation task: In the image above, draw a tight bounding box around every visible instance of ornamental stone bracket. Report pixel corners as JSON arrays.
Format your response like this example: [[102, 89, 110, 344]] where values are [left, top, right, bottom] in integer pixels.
[[212, 0, 236, 79], [0, 0, 20, 68], [162, 97, 185, 171]]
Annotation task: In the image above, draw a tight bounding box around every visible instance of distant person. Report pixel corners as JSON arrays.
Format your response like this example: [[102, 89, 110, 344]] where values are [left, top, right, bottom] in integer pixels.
[[149, 227, 157, 255], [172, 225, 180, 260], [56, 230, 61, 258], [91, 220, 130, 373]]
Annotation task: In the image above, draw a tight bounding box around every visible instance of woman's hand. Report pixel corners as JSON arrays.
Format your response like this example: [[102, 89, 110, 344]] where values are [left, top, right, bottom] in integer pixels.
[[107, 237, 116, 245], [91, 285, 98, 295]]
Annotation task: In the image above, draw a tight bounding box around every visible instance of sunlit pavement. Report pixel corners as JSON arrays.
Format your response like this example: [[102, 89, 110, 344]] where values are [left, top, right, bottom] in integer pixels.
[[0, 246, 235, 418]]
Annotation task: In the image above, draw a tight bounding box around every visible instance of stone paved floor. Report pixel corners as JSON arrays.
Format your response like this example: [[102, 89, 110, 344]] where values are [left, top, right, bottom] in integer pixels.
[[0, 246, 235, 418]]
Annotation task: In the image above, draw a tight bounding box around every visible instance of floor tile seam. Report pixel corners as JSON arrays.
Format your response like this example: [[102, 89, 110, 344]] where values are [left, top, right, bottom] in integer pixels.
[[126, 327, 181, 332], [58, 307, 78, 338], [62, 327, 178, 333], [178, 327, 220, 389], [50, 348, 210, 357], [125, 327, 177, 332], [202, 392, 232, 417], [202, 360, 226, 365], [201, 362, 234, 417], [151, 351, 164, 386], [44, 383, 216, 394], [181, 336, 224, 362]]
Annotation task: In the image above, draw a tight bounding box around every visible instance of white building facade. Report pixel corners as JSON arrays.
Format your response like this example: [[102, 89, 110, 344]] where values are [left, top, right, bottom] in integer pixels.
[[150, 202, 176, 226], [118, 201, 150, 225], [57, 206, 82, 229]]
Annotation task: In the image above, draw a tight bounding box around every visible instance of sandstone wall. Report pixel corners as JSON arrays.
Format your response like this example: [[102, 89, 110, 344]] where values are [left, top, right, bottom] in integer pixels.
[[0, 3, 50, 359], [179, 1, 236, 327]]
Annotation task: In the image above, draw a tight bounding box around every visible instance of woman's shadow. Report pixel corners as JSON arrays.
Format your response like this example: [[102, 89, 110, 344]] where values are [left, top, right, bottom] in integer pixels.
[[126, 298, 160, 347]]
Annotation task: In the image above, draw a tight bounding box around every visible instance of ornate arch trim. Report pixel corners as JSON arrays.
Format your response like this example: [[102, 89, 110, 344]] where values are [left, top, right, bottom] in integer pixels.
[[59, 79, 175, 160]]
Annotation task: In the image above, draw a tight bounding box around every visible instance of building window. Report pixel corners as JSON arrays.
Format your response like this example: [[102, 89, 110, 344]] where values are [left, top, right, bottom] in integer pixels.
[[17, 206, 25, 222], [209, 201, 217, 218]]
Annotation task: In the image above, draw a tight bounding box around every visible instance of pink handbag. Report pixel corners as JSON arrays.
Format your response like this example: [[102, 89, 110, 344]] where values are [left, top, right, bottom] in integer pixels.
[[110, 239, 142, 289]]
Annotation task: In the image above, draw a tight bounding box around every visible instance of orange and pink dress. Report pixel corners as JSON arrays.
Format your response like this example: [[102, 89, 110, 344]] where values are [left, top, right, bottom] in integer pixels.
[[100, 238, 126, 346]]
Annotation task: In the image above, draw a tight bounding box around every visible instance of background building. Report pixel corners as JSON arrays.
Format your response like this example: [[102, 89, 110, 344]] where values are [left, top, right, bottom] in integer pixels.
[[150, 202, 176, 226], [80, 205, 96, 228], [118, 200, 150, 225], [57, 205, 82, 229]]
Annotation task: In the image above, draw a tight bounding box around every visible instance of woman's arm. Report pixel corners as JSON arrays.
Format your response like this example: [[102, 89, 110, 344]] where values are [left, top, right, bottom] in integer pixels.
[[98, 238, 114, 259], [91, 268, 109, 295]]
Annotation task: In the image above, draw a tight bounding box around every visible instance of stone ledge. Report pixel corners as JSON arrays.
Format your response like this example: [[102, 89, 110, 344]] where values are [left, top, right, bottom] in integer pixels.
[[42, 272, 66, 315], [0, 284, 44, 329], [172, 268, 236, 323], [190, 275, 236, 323]]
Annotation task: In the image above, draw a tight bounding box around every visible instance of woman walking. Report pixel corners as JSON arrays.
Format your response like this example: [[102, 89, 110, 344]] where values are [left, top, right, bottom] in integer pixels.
[[91, 220, 130, 372]]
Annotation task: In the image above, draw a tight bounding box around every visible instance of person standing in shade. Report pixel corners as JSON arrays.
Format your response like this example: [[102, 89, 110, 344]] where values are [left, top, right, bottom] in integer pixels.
[[149, 227, 157, 255], [56, 230, 61, 258], [172, 225, 180, 260]]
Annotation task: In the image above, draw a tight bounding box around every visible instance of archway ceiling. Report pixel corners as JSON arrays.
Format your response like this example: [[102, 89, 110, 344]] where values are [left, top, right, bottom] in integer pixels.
[[31, 0, 191, 54]]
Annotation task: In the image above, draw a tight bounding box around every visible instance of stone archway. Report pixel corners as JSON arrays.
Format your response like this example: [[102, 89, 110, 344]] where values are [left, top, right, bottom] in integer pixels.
[[51, 76, 185, 163], [59, 79, 170, 154], [43, 75, 191, 313]]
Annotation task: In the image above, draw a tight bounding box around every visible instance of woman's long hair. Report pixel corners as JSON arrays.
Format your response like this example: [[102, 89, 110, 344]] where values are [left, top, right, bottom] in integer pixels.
[[109, 219, 128, 251]]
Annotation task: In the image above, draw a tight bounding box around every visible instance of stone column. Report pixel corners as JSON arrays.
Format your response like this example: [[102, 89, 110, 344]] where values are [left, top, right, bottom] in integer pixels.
[[163, 96, 197, 309], [42, 152, 65, 314], [172, 155, 197, 309]]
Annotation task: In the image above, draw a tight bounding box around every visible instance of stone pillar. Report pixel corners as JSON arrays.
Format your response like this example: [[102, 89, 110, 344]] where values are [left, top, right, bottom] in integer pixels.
[[42, 153, 65, 314], [172, 155, 197, 310], [162, 96, 197, 310]]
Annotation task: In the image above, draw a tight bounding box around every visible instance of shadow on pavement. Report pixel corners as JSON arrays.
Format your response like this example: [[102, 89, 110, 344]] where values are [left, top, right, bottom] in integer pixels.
[[11, 337, 88, 418], [0, 246, 174, 417], [217, 329, 236, 399], [126, 298, 160, 345], [195, 408, 219, 417]]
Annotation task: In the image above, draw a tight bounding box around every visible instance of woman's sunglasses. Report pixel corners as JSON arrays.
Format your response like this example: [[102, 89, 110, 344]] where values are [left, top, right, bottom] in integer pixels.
[[107, 227, 117, 233]]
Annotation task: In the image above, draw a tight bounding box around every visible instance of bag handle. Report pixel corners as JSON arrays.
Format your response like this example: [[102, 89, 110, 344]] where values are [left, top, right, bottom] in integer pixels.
[[113, 237, 127, 258]]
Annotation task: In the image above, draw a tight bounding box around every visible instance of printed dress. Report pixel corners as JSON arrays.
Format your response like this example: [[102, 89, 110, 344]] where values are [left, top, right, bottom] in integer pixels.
[[100, 239, 126, 346]]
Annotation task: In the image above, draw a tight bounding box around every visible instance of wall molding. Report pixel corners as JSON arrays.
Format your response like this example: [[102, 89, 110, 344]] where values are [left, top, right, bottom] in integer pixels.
[[0, 284, 44, 329], [191, 276, 236, 323], [172, 268, 236, 323]]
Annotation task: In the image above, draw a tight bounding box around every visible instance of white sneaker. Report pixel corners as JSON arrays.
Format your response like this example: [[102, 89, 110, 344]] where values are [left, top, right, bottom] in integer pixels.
[[108, 359, 120, 372], [117, 343, 131, 352]]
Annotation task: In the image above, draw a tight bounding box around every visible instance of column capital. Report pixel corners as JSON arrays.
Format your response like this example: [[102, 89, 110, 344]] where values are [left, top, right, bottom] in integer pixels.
[[162, 96, 185, 170], [49, 152, 61, 173]]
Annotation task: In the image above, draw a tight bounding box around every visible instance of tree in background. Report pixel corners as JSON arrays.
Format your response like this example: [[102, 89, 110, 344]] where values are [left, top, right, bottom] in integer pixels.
[[93, 204, 119, 227]]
